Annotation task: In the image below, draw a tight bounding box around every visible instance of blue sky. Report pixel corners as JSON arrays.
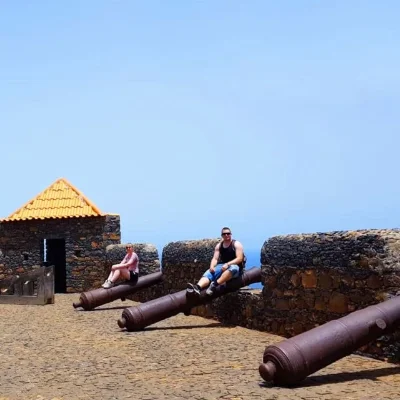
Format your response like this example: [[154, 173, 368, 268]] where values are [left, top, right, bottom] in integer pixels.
[[1, 1, 399, 258]]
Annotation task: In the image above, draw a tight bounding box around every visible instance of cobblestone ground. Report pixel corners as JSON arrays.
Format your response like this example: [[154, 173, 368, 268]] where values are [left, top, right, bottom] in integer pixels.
[[1, 294, 400, 400]]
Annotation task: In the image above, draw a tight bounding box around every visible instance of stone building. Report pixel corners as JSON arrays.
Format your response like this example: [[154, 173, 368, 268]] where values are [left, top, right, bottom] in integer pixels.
[[0, 178, 121, 293]]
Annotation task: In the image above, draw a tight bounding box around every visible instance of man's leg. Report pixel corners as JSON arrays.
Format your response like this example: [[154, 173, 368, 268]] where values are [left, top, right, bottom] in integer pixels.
[[187, 265, 223, 296], [216, 270, 233, 285], [206, 265, 240, 296], [197, 276, 211, 289]]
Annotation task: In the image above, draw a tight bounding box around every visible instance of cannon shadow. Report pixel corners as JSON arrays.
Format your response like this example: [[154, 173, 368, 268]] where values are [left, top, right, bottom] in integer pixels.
[[76, 305, 130, 311], [142, 322, 230, 331], [260, 366, 400, 388]]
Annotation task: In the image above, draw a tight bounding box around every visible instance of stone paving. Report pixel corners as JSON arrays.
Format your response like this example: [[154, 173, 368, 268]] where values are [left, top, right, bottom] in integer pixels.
[[1, 294, 400, 400]]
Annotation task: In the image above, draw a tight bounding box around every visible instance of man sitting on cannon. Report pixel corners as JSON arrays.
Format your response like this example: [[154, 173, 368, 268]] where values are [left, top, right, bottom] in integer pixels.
[[186, 227, 245, 297]]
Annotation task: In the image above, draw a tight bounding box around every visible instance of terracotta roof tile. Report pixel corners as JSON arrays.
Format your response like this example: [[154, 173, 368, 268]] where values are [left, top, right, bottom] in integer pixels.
[[2, 178, 105, 222]]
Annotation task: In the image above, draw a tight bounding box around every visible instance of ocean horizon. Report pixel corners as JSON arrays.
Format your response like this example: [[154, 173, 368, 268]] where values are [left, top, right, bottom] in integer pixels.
[[244, 249, 263, 289]]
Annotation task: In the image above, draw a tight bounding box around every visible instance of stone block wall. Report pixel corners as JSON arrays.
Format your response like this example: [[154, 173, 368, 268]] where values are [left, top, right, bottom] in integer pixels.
[[192, 288, 264, 330], [261, 229, 400, 361], [0, 215, 120, 292], [161, 239, 220, 293]]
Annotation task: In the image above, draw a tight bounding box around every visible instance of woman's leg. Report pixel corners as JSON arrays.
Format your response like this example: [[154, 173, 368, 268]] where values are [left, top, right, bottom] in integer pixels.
[[110, 268, 130, 283], [106, 265, 119, 282]]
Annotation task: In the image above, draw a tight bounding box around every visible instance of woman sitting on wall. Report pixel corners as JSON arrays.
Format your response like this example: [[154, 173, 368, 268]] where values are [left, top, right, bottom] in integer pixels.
[[102, 244, 139, 288]]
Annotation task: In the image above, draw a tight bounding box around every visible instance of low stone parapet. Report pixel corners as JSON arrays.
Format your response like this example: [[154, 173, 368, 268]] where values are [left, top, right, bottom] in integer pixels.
[[261, 229, 400, 361], [161, 238, 220, 293]]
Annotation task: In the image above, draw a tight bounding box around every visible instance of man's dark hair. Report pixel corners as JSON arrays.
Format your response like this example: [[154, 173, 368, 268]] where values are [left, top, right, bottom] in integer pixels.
[[221, 227, 231, 233]]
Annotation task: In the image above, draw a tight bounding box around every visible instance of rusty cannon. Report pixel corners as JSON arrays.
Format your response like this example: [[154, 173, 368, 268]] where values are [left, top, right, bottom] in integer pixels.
[[259, 294, 400, 386], [73, 271, 163, 311], [117, 266, 261, 331]]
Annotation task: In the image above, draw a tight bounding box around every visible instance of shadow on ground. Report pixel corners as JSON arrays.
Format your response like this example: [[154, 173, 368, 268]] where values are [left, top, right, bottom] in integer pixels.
[[142, 322, 229, 331], [259, 366, 400, 388], [79, 305, 130, 311]]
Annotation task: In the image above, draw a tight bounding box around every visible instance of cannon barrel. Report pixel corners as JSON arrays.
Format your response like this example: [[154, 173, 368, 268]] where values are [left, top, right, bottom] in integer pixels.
[[259, 295, 400, 386], [72, 271, 163, 311], [118, 267, 261, 331]]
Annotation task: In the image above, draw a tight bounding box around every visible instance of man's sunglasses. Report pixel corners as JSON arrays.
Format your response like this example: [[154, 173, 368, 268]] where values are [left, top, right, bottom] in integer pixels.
[[222, 232, 231, 236], [126, 246, 132, 249]]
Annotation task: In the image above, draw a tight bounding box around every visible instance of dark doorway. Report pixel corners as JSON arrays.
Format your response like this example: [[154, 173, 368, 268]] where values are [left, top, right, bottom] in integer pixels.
[[45, 239, 67, 293]]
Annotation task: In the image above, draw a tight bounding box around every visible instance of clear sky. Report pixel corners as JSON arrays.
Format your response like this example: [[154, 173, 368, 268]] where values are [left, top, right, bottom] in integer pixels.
[[1, 1, 399, 255]]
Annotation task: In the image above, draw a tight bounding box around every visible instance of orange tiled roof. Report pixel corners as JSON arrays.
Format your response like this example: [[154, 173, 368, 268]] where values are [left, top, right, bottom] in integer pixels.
[[2, 178, 105, 222]]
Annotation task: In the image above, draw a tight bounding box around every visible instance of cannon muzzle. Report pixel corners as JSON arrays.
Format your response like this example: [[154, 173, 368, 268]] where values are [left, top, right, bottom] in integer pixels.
[[119, 267, 261, 331], [72, 271, 163, 311], [259, 295, 400, 386], [118, 317, 127, 329], [72, 300, 83, 309], [259, 361, 277, 382]]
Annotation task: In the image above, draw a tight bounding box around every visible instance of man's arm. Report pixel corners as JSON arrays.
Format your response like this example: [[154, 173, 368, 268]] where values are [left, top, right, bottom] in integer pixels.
[[209, 243, 221, 272]]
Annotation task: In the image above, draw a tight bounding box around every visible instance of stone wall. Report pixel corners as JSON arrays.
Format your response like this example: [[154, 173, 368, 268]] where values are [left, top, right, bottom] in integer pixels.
[[105, 243, 164, 302], [0, 215, 120, 292], [192, 288, 264, 330], [161, 239, 220, 293], [261, 229, 400, 361], [134, 232, 400, 362]]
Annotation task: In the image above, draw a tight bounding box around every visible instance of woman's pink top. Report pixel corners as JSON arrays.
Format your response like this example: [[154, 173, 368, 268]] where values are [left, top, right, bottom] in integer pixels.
[[121, 252, 139, 274]]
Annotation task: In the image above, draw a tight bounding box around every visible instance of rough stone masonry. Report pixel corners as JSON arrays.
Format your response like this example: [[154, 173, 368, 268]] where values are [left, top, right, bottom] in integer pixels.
[[261, 229, 400, 361]]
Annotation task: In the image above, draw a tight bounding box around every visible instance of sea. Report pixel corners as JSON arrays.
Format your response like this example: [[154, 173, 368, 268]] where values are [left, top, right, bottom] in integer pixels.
[[244, 249, 263, 289]]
